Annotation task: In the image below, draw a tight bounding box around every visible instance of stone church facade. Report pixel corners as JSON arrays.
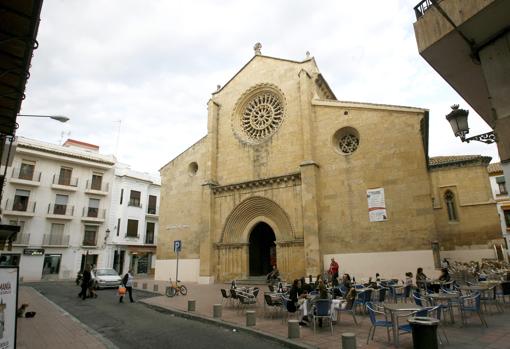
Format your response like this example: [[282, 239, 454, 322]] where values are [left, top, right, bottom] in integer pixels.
[[156, 48, 502, 284]]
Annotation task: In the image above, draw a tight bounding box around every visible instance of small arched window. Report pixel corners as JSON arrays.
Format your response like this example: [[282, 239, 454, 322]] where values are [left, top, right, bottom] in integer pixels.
[[444, 190, 458, 221]]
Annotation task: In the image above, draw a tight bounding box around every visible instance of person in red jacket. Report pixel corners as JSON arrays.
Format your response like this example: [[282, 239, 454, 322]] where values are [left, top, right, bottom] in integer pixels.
[[328, 258, 339, 286]]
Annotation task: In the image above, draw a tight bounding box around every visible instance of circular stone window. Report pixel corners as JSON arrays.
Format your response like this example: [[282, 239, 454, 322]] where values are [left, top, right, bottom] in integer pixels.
[[232, 84, 286, 145], [188, 162, 198, 176], [333, 127, 360, 155]]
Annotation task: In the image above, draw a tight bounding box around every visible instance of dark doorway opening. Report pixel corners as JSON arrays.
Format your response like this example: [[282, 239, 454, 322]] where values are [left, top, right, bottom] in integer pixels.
[[249, 222, 276, 276]]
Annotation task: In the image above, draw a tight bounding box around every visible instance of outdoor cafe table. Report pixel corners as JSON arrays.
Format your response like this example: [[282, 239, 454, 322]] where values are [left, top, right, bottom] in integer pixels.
[[427, 293, 459, 323], [459, 285, 493, 293], [384, 302, 422, 346]]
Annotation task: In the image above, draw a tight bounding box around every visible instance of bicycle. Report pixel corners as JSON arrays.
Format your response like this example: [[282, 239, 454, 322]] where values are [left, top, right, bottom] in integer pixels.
[[165, 277, 188, 297]]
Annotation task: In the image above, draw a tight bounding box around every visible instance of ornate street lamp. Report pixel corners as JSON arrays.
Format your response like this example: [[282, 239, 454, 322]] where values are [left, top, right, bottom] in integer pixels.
[[18, 114, 69, 123], [446, 105, 497, 144]]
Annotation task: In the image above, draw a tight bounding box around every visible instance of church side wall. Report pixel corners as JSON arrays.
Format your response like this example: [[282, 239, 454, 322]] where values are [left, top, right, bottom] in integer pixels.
[[429, 164, 503, 261], [313, 105, 438, 279], [156, 137, 208, 282]]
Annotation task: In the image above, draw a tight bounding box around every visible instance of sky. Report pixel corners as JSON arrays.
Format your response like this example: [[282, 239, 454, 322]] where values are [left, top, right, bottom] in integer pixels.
[[17, 0, 500, 174]]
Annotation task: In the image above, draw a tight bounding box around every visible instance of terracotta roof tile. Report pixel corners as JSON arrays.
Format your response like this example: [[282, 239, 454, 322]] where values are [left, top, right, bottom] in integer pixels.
[[487, 162, 503, 174], [428, 155, 491, 169]]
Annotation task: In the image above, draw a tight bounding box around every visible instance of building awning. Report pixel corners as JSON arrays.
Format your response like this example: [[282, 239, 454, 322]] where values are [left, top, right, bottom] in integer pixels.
[[126, 245, 156, 254]]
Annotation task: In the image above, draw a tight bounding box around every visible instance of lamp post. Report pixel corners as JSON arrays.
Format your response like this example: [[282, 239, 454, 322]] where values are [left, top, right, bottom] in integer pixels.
[[18, 114, 69, 123], [446, 105, 497, 144]]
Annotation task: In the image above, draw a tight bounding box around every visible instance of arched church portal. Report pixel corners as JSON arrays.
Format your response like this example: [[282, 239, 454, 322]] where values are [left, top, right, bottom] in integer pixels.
[[248, 222, 276, 276]]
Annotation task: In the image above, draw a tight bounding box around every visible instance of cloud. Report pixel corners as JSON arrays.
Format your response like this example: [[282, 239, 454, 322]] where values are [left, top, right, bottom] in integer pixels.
[[17, 0, 499, 174]]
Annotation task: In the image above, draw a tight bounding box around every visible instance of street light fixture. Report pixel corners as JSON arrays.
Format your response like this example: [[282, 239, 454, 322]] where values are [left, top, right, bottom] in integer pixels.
[[446, 105, 497, 144], [18, 114, 69, 123]]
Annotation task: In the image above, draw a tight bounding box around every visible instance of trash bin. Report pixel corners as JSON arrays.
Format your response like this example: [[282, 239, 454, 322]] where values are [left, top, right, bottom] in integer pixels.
[[408, 316, 439, 349]]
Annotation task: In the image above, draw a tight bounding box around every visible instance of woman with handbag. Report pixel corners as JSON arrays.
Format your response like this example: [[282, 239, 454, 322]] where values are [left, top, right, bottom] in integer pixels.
[[119, 269, 134, 303]]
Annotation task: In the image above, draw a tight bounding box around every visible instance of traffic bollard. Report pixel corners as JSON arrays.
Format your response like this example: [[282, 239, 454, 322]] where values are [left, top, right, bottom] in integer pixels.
[[246, 310, 256, 326], [288, 320, 300, 339], [213, 304, 222, 319], [188, 300, 196, 312], [341, 332, 356, 349]]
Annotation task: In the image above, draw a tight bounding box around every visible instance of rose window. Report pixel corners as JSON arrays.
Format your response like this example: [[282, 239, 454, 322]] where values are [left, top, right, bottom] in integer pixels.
[[338, 134, 359, 154], [241, 92, 284, 141]]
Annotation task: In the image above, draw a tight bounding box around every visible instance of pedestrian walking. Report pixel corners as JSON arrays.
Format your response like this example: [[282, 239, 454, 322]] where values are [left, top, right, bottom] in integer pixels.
[[78, 265, 91, 300], [119, 269, 134, 303]]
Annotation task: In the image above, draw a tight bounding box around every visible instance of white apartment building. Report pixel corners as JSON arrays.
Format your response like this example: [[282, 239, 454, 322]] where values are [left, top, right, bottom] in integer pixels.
[[0, 137, 115, 281], [106, 164, 160, 276], [488, 163, 510, 257]]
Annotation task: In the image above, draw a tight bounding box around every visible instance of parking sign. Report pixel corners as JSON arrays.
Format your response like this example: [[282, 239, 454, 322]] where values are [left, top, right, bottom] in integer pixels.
[[174, 240, 182, 253]]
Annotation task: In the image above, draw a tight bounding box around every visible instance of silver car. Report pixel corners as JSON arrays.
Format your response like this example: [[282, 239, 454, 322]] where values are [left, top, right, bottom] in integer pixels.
[[92, 268, 122, 289]]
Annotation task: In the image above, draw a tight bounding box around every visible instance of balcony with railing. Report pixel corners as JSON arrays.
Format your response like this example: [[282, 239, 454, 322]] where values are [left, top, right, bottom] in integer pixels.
[[146, 206, 159, 219], [82, 234, 97, 247], [46, 203, 74, 220], [42, 234, 70, 247], [12, 233, 30, 246], [85, 180, 109, 195], [145, 233, 155, 245], [128, 199, 142, 208], [81, 207, 106, 223], [51, 174, 79, 191], [3, 199, 36, 217], [10, 167, 41, 186]]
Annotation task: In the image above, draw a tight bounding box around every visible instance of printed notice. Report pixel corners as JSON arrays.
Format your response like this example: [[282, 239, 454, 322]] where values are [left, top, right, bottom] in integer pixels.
[[0, 267, 18, 349], [367, 188, 388, 222]]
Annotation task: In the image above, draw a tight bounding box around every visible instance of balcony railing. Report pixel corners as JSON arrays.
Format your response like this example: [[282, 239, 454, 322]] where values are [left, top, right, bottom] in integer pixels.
[[12, 233, 30, 245], [11, 167, 41, 182], [82, 207, 106, 219], [4, 199, 36, 213], [43, 234, 70, 246], [52, 174, 79, 187], [128, 199, 142, 208], [47, 203, 74, 216], [145, 234, 155, 244], [147, 207, 157, 215], [85, 180, 109, 192], [414, 0, 435, 19], [82, 236, 97, 247]]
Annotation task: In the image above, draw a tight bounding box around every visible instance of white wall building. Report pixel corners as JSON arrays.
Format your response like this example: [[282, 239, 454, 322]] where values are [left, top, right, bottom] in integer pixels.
[[488, 163, 510, 256], [105, 164, 160, 276], [0, 137, 115, 281]]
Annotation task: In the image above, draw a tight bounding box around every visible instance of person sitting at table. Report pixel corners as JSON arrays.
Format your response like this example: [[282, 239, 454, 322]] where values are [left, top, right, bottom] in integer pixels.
[[288, 279, 309, 326], [416, 267, 427, 289], [230, 280, 237, 289], [300, 277, 312, 294], [341, 273, 352, 289], [314, 274, 323, 289], [438, 268, 451, 282], [266, 265, 280, 285]]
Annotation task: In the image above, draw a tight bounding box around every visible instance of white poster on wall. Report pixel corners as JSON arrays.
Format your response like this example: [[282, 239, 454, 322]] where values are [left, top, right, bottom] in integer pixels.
[[367, 188, 388, 222], [0, 267, 18, 349]]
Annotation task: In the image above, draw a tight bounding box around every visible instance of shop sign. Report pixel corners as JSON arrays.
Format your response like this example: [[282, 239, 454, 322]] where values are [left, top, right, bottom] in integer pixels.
[[23, 249, 45, 256]]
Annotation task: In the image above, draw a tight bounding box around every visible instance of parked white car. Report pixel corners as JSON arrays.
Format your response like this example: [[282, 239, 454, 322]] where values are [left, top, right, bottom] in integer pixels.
[[92, 268, 122, 289]]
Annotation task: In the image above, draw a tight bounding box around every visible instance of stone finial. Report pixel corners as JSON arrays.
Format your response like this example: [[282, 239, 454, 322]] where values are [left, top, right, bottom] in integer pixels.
[[306, 51, 310, 59], [216, 84, 221, 91], [254, 42, 262, 55]]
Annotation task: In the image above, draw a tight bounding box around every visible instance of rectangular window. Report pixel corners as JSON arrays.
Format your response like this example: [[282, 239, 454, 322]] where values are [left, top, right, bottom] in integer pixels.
[[54, 194, 69, 215], [145, 222, 155, 244], [83, 225, 98, 246], [91, 173, 103, 190], [129, 190, 141, 207], [50, 223, 65, 245], [148, 195, 157, 214], [496, 176, 507, 195], [120, 189, 124, 205], [0, 254, 21, 267], [87, 198, 100, 217], [13, 189, 30, 211], [504, 209, 510, 229], [58, 167, 73, 186], [9, 220, 24, 233], [126, 219, 138, 238], [19, 161, 35, 180], [117, 218, 121, 236]]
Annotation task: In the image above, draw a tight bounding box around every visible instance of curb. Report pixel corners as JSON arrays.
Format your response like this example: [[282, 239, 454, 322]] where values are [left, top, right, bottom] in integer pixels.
[[140, 300, 317, 349], [29, 287, 118, 349]]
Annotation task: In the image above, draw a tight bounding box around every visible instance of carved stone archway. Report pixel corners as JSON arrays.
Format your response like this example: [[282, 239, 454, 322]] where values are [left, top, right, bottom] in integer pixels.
[[216, 196, 304, 281]]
